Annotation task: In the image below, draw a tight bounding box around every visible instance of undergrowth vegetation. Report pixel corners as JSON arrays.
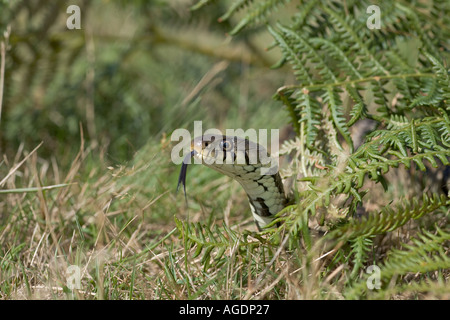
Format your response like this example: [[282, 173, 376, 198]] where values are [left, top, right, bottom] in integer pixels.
[[0, 0, 448, 299]]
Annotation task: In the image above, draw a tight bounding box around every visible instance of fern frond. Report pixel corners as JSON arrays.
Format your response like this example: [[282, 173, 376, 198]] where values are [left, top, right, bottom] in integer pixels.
[[309, 37, 363, 81], [408, 77, 443, 109], [320, 4, 389, 77], [346, 84, 367, 127], [290, 0, 321, 31], [229, 0, 291, 35], [346, 228, 450, 299], [218, 0, 254, 22], [277, 23, 338, 84], [349, 236, 374, 279], [355, 116, 450, 160], [275, 88, 301, 136], [424, 51, 450, 103], [277, 146, 449, 237], [323, 86, 353, 151], [295, 90, 321, 148], [174, 217, 260, 270], [328, 194, 449, 240], [268, 25, 314, 85]]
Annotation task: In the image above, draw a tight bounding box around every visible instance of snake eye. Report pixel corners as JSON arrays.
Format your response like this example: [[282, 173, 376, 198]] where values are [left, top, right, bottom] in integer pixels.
[[203, 135, 216, 149], [221, 140, 233, 151]]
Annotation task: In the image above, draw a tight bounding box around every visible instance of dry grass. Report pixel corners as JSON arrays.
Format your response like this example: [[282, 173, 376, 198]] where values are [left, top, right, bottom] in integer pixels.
[[0, 133, 278, 299], [0, 134, 448, 300]]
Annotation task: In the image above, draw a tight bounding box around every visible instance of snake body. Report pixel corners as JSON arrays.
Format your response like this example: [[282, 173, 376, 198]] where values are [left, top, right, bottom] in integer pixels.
[[177, 134, 287, 229]]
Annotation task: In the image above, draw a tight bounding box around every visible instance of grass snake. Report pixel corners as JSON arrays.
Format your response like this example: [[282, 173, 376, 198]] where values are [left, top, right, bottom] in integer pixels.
[[177, 134, 287, 229]]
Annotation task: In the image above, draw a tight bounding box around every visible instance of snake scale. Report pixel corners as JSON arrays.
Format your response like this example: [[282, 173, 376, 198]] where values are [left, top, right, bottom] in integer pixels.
[[177, 134, 287, 229]]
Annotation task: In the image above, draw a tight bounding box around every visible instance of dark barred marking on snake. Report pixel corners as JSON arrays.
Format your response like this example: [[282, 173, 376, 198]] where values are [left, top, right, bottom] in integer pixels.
[[177, 134, 287, 230]]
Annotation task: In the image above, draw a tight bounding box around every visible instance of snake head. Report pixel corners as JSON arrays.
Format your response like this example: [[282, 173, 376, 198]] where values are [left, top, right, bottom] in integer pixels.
[[177, 134, 276, 196], [190, 134, 276, 176], [177, 134, 285, 229]]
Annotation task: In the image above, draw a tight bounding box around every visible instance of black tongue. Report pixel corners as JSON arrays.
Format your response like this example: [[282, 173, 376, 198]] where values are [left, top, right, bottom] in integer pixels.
[[176, 150, 197, 201]]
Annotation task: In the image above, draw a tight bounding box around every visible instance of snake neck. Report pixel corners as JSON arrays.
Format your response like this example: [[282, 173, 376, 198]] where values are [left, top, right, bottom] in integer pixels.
[[201, 157, 287, 230], [235, 171, 287, 230]]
